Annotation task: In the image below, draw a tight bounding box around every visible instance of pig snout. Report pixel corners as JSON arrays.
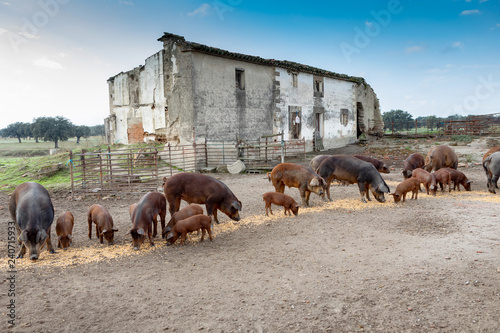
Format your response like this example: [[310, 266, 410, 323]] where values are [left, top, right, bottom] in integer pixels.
[[230, 212, 241, 221]]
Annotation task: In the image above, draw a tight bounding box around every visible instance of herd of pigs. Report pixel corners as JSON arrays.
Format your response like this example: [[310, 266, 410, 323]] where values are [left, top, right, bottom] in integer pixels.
[[9, 145, 500, 261]]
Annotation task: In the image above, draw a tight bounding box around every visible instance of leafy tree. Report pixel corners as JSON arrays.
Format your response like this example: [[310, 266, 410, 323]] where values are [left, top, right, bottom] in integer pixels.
[[74, 125, 91, 144], [1, 122, 31, 143], [89, 124, 105, 137], [41, 116, 74, 148], [31, 117, 51, 143], [426, 115, 437, 131], [382, 109, 414, 131]]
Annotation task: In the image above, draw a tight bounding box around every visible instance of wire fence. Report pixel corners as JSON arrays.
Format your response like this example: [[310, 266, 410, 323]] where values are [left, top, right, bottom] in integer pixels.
[[69, 137, 306, 197]]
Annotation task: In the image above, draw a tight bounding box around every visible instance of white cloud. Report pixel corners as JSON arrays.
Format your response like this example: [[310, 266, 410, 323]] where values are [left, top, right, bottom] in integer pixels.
[[460, 9, 480, 15], [452, 41, 464, 49], [188, 3, 211, 17], [0, 27, 7, 35], [18, 30, 38, 39], [497, 23, 500, 28], [33, 57, 64, 70], [1, 1, 11, 5], [119, 1, 133, 5], [405, 45, 425, 54]]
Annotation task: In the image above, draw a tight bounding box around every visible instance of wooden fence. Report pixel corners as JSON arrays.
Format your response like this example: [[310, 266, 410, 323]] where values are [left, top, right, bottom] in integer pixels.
[[70, 138, 305, 197]]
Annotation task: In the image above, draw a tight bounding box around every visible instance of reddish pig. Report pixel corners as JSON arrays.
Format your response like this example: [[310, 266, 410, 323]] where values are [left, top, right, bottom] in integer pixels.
[[55, 211, 74, 250], [353, 155, 390, 173], [163, 204, 204, 236], [87, 204, 118, 245], [390, 178, 421, 203], [166, 215, 213, 245], [432, 168, 452, 192], [163, 173, 241, 224], [482, 146, 500, 162], [411, 168, 437, 195], [129, 203, 138, 220], [402, 153, 425, 179], [126, 191, 166, 250], [424, 145, 458, 172], [262, 192, 300, 216], [442, 168, 472, 191], [269, 163, 326, 207]]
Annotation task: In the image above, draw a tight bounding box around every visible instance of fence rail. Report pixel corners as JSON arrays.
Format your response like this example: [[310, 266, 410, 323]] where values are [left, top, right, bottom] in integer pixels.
[[70, 138, 306, 197]]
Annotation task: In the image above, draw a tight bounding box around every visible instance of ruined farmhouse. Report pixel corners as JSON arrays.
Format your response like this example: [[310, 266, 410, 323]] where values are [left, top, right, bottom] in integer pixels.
[[105, 32, 383, 151]]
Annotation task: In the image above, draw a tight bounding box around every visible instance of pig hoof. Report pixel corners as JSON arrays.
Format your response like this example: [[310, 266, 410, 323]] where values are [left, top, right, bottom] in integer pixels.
[[50, 250, 56, 254], [63, 248, 68, 251], [133, 247, 139, 251], [30, 255, 39, 260]]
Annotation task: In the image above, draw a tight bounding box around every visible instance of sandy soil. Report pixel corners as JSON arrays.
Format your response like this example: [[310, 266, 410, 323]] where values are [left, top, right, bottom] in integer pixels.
[[1, 138, 499, 332]]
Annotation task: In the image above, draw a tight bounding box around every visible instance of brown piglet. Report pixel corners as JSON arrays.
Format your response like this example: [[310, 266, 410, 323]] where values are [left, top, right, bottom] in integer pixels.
[[262, 192, 300, 216], [390, 178, 421, 203], [56, 211, 74, 250], [166, 215, 213, 245], [411, 168, 437, 195], [87, 204, 118, 245], [163, 204, 204, 236], [432, 169, 452, 192]]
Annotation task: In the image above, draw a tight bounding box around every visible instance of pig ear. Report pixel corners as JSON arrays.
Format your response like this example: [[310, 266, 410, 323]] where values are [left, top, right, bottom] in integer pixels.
[[137, 228, 145, 236], [36, 229, 48, 243], [112, 227, 119, 232], [101, 229, 107, 235], [58, 235, 62, 241], [68, 234, 73, 240], [378, 184, 390, 193], [310, 178, 320, 187], [232, 200, 242, 211], [19, 230, 28, 243]]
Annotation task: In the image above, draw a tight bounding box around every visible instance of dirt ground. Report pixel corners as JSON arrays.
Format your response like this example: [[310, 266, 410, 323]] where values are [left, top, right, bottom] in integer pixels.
[[1, 137, 499, 332]]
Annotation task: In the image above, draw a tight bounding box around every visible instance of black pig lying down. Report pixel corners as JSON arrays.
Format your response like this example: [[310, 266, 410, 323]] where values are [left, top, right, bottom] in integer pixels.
[[316, 155, 390, 203], [9, 182, 56, 260]]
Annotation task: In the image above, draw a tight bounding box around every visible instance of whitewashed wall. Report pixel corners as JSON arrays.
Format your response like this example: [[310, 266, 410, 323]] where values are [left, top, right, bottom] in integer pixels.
[[275, 68, 357, 150]]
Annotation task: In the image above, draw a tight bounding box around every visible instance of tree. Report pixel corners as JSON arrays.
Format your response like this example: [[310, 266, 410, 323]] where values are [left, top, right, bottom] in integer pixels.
[[1, 122, 31, 143], [74, 125, 91, 144], [382, 110, 414, 131], [41, 116, 74, 148], [31, 117, 51, 143], [89, 124, 105, 137], [426, 115, 437, 131]]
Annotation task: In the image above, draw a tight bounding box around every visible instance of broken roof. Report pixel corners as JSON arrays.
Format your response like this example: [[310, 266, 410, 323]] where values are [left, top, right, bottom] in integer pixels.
[[158, 32, 366, 85]]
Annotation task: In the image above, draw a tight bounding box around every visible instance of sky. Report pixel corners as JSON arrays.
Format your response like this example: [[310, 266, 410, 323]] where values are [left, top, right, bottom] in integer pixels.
[[0, 0, 499, 129]]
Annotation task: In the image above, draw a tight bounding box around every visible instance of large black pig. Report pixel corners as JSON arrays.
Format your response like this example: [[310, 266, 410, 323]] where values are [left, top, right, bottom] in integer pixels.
[[317, 155, 390, 203], [9, 182, 55, 260], [163, 173, 242, 224]]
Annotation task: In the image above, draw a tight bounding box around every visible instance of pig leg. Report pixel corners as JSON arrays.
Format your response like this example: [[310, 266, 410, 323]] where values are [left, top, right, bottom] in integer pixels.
[[152, 216, 158, 238], [326, 180, 333, 201], [98, 226, 104, 244], [148, 224, 155, 246], [45, 229, 55, 254], [159, 209, 166, 239], [274, 181, 285, 193], [88, 216, 93, 239], [302, 188, 311, 207], [357, 183, 368, 203], [179, 232, 187, 245], [201, 228, 205, 242], [266, 203, 273, 216], [206, 226, 213, 242]]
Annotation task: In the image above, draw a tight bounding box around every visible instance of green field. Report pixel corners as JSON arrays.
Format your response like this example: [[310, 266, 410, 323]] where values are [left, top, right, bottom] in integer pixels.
[[0, 136, 107, 191]]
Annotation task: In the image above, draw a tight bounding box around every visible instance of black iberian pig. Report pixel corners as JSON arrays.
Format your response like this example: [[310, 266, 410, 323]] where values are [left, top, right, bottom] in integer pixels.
[[390, 178, 421, 203], [268, 163, 326, 207], [316, 155, 390, 203], [163, 204, 204, 236], [166, 215, 213, 245], [163, 173, 241, 224], [87, 204, 118, 245], [9, 182, 56, 260], [482, 151, 500, 194], [55, 211, 74, 250], [262, 192, 300, 216], [126, 191, 167, 250]]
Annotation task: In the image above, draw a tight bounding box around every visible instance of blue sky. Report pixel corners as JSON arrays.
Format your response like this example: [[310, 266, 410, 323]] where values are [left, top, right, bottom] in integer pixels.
[[1, 0, 499, 129]]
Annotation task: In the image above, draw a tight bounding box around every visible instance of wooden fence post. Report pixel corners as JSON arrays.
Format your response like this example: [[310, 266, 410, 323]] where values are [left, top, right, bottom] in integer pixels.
[[69, 150, 74, 199]]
